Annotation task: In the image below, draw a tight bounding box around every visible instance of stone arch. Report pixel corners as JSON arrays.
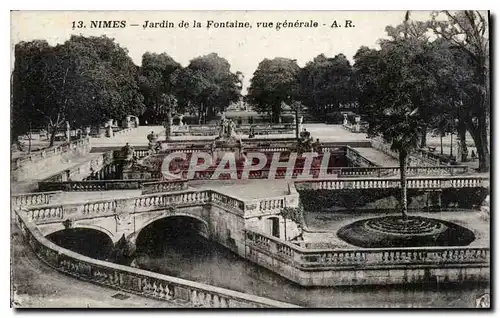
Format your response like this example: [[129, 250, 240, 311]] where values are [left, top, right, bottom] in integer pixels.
[[44, 224, 116, 243], [44, 225, 115, 260], [132, 213, 210, 244]]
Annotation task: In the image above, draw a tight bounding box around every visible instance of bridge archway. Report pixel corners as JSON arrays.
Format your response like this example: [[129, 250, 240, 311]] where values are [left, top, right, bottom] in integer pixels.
[[135, 215, 210, 255], [46, 227, 114, 260]]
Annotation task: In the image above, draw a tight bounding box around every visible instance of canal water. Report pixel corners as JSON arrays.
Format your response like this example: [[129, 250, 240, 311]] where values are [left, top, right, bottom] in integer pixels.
[[132, 220, 489, 308]]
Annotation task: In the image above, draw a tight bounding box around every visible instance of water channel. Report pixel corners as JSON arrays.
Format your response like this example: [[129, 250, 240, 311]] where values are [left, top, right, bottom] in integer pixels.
[[48, 217, 489, 308]]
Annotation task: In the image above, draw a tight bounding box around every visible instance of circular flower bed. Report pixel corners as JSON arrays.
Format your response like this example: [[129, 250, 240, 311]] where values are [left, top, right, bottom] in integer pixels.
[[337, 215, 475, 248]]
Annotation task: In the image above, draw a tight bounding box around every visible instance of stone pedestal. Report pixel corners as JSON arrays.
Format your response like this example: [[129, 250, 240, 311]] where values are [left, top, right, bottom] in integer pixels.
[[106, 126, 114, 138]]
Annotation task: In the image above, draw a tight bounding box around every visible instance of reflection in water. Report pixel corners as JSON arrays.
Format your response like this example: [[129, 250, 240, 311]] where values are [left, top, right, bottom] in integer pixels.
[[134, 220, 489, 308]]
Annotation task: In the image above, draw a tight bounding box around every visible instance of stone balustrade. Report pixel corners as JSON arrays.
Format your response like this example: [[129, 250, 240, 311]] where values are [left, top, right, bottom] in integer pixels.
[[298, 247, 490, 269], [42, 151, 114, 184], [11, 191, 62, 207], [12, 137, 91, 169], [245, 230, 490, 270], [28, 205, 65, 222], [370, 138, 441, 166], [295, 176, 489, 191], [338, 166, 469, 177], [171, 124, 295, 137], [141, 180, 189, 194], [345, 146, 378, 167], [15, 210, 299, 308], [12, 138, 93, 182], [40, 179, 154, 192]]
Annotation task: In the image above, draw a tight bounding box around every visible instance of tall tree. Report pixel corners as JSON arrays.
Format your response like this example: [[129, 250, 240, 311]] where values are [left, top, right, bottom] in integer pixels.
[[12, 35, 145, 147], [175, 53, 241, 124], [138, 52, 182, 125], [300, 54, 355, 118], [429, 10, 490, 171], [247, 58, 300, 123], [354, 13, 427, 218]]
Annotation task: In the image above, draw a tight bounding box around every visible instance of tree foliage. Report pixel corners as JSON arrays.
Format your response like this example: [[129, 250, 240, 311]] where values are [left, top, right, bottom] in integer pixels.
[[12, 35, 145, 146], [429, 10, 490, 171], [138, 52, 182, 124], [246, 58, 300, 123], [174, 53, 242, 124], [300, 54, 355, 118]]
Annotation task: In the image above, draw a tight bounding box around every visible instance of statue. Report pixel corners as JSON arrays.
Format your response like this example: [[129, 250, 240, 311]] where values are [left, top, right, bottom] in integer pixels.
[[121, 143, 135, 161], [217, 115, 237, 140], [228, 120, 236, 137], [147, 131, 159, 153], [218, 116, 227, 138]]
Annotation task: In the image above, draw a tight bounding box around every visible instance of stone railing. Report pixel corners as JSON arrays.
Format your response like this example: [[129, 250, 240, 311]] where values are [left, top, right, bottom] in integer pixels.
[[370, 138, 440, 166], [345, 146, 378, 167], [38, 179, 155, 192], [294, 176, 489, 191], [243, 188, 299, 217], [23, 189, 247, 225], [42, 151, 114, 183], [245, 229, 490, 270], [11, 191, 62, 208], [113, 127, 134, 136], [337, 166, 469, 178], [14, 210, 298, 308], [12, 137, 91, 169], [12, 138, 93, 182], [171, 124, 295, 137], [141, 180, 189, 194]]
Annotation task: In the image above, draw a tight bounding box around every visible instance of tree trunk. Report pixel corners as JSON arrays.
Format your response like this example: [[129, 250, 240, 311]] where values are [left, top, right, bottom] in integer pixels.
[[283, 217, 287, 241], [477, 114, 490, 172], [419, 127, 427, 148], [165, 108, 172, 141], [440, 134, 443, 155], [450, 133, 453, 157], [458, 117, 468, 162], [295, 108, 299, 140], [49, 125, 58, 148], [399, 149, 408, 219], [466, 115, 490, 172]]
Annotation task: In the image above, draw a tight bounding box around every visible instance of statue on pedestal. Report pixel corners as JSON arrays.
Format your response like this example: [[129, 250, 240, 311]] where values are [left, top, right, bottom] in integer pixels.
[[147, 131, 159, 153], [65, 121, 71, 142], [216, 116, 238, 141]]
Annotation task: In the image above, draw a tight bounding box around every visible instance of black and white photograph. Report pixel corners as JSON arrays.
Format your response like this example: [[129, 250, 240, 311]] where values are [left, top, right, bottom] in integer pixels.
[[9, 10, 491, 308]]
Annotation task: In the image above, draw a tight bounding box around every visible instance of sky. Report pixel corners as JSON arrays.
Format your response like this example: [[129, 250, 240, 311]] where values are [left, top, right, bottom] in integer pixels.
[[11, 11, 452, 93]]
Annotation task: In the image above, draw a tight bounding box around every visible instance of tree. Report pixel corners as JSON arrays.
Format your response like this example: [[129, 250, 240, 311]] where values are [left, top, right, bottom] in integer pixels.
[[279, 206, 304, 241], [247, 58, 300, 123], [354, 13, 427, 218], [12, 35, 145, 147], [175, 53, 241, 124], [138, 52, 182, 125], [300, 54, 355, 119], [429, 10, 490, 171]]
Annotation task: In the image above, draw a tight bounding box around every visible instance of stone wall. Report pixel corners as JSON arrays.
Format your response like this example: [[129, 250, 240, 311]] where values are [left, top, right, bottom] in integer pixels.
[[41, 150, 114, 184], [12, 138, 92, 182], [244, 230, 490, 287]]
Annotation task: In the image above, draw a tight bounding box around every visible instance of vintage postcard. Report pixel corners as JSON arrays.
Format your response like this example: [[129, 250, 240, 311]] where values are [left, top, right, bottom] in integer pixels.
[[10, 10, 490, 308]]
